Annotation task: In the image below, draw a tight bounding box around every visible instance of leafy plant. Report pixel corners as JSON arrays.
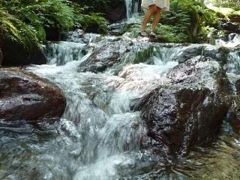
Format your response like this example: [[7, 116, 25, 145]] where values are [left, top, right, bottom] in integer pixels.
[[159, 0, 219, 42], [0, 8, 39, 50], [213, 0, 240, 10], [1, 0, 75, 41]]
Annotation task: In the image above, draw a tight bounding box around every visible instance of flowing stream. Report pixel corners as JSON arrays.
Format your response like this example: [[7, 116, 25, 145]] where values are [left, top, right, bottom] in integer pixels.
[[1, 0, 240, 175], [1, 32, 240, 179], [30, 35, 180, 179]]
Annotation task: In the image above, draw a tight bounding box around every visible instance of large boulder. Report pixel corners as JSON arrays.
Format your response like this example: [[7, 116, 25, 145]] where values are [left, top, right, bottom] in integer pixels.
[[135, 56, 232, 161], [78, 37, 163, 73], [79, 38, 132, 73], [0, 68, 66, 123]]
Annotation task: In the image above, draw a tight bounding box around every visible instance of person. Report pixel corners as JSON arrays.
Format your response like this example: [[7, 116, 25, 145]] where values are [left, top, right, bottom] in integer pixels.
[[140, 0, 170, 36]]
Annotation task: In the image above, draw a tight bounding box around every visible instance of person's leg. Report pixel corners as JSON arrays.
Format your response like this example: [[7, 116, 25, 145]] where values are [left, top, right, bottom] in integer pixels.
[[151, 7, 161, 34], [141, 5, 157, 34]]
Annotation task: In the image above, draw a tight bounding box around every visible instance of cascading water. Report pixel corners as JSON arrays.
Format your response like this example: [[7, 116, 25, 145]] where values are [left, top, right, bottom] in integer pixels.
[[43, 41, 87, 65], [125, 0, 140, 21], [216, 33, 240, 48], [125, 0, 133, 19], [1, 30, 240, 179], [0, 34, 183, 179]]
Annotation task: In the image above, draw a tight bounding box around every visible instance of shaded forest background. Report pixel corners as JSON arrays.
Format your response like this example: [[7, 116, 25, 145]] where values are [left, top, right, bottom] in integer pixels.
[[0, 0, 239, 66]]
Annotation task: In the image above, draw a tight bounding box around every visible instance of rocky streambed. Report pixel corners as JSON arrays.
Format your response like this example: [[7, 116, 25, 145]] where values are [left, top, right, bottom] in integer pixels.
[[0, 32, 240, 179]]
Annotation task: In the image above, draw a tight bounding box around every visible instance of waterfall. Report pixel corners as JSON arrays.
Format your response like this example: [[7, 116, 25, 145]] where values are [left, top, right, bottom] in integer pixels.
[[125, 0, 132, 19], [125, 0, 140, 20]]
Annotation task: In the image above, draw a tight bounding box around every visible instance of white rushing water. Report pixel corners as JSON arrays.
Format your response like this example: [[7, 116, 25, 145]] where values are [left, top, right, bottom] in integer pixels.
[[125, 0, 133, 19], [215, 33, 240, 48], [124, 0, 140, 23], [25, 35, 181, 179], [43, 41, 87, 65], [1, 31, 240, 179]]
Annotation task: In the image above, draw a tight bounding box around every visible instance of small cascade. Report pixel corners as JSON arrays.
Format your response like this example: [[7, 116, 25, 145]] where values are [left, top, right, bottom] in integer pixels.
[[215, 33, 240, 47], [125, 0, 140, 20], [226, 50, 240, 74], [22, 35, 182, 179], [43, 41, 87, 65], [2, 30, 240, 179]]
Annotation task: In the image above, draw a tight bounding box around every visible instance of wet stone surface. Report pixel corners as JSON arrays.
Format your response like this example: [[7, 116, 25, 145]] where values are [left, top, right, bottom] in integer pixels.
[[0, 68, 66, 123], [134, 54, 233, 161]]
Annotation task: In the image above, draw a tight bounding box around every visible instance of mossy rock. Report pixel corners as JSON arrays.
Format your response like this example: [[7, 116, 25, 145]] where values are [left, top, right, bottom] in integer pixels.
[[1, 38, 46, 67]]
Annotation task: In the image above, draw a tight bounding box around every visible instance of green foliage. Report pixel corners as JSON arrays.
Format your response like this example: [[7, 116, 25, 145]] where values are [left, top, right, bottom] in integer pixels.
[[1, 0, 75, 41], [159, 0, 219, 43], [212, 0, 240, 10], [0, 8, 39, 51], [3, 0, 109, 38], [155, 24, 189, 43], [71, 0, 111, 14]]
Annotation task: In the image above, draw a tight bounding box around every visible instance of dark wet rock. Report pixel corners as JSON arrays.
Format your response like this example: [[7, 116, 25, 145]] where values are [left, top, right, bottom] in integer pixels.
[[0, 68, 66, 123], [79, 38, 156, 73], [79, 38, 133, 73], [45, 27, 61, 41], [1, 39, 47, 66], [221, 22, 240, 34], [227, 97, 240, 133], [71, 0, 126, 23], [172, 45, 222, 63], [229, 14, 240, 23], [220, 13, 240, 34], [172, 45, 204, 63], [108, 23, 128, 36], [172, 45, 233, 66], [0, 48, 3, 65], [106, 0, 126, 22], [135, 56, 231, 161], [137, 86, 229, 159]]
